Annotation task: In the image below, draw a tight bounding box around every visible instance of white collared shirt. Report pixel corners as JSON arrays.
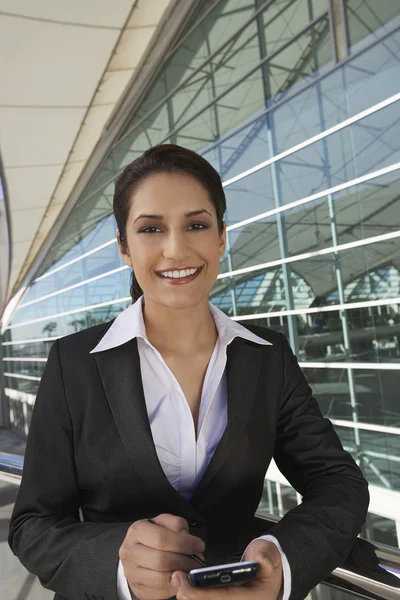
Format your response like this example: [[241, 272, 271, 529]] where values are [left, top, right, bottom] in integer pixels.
[[90, 297, 290, 600]]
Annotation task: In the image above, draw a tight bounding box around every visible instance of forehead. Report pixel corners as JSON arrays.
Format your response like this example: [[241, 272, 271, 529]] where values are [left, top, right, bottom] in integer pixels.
[[128, 171, 215, 216]]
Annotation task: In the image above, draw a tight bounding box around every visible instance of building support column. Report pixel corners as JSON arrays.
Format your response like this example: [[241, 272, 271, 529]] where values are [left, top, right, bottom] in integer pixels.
[[0, 340, 10, 428], [255, 0, 299, 351], [205, 31, 238, 316], [329, 0, 349, 62]]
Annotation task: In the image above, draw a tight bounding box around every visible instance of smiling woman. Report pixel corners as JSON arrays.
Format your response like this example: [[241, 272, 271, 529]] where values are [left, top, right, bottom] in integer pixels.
[[9, 144, 369, 600]]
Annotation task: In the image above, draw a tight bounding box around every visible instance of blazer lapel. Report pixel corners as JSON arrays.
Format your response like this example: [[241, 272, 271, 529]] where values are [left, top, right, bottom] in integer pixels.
[[94, 338, 201, 520], [191, 337, 264, 506]]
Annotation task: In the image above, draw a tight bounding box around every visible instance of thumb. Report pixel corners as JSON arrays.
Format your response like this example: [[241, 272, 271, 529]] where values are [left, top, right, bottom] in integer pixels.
[[171, 570, 192, 597], [244, 540, 281, 580]]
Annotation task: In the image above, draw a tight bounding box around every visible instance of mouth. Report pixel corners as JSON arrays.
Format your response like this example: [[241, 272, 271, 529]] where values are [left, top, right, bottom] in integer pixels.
[[155, 266, 203, 284]]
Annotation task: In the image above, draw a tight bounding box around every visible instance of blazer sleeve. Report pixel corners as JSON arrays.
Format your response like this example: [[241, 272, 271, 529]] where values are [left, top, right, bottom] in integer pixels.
[[8, 340, 131, 600], [265, 333, 369, 600]]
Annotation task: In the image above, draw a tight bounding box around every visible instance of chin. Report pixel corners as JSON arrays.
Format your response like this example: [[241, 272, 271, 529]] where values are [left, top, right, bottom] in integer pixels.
[[156, 288, 209, 311]]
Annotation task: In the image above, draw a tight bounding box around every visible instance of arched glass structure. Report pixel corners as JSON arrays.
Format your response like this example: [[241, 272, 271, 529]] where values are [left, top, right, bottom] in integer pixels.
[[1, 0, 400, 548]]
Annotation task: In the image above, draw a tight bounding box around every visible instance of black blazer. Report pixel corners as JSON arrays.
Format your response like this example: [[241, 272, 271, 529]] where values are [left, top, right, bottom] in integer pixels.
[[8, 320, 369, 600]]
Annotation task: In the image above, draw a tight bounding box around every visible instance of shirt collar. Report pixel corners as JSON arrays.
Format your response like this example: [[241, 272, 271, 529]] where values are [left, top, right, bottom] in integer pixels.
[[90, 296, 271, 354], [208, 303, 272, 348]]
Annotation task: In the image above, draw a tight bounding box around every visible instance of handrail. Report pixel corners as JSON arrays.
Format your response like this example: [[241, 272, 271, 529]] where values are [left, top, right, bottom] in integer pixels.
[[0, 451, 23, 476], [254, 514, 400, 600], [1, 455, 399, 599]]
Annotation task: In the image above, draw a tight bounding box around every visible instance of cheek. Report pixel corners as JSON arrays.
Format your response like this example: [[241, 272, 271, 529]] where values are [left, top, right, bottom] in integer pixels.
[[195, 229, 221, 253], [198, 236, 223, 272], [129, 238, 158, 273]]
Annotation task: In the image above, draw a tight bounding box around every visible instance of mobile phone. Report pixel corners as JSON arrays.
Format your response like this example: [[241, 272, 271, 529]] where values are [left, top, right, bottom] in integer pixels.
[[188, 560, 259, 588]]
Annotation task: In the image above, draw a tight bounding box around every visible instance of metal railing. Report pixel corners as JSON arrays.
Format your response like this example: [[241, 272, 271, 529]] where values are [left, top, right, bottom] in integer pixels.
[[1, 454, 399, 599], [0, 451, 23, 476], [254, 514, 400, 600]]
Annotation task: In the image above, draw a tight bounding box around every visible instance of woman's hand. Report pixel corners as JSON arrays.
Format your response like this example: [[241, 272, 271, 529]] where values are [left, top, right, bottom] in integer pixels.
[[119, 513, 206, 600], [171, 539, 283, 600]]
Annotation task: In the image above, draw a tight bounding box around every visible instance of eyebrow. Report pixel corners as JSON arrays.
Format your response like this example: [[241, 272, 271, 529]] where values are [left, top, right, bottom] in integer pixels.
[[133, 209, 212, 223]]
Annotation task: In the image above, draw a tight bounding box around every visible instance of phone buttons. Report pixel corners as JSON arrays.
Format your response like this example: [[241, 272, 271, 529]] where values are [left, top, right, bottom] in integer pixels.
[[188, 518, 199, 527], [220, 575, 231, 583]]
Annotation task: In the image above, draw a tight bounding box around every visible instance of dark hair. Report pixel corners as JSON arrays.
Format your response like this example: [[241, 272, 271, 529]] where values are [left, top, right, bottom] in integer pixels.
[[113, 144, 226, 303]]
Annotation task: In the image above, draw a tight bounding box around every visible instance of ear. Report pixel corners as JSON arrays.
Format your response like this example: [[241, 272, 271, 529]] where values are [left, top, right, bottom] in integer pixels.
[[116, 231, 133, 268], [219, 221, 227, 258]]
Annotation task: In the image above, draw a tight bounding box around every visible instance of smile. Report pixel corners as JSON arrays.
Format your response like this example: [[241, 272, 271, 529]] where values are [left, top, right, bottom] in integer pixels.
[[156, 266, 203, 283]]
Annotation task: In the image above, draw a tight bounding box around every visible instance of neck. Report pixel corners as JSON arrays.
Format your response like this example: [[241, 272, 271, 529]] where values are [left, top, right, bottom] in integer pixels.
[[142, 295, 217, 355]]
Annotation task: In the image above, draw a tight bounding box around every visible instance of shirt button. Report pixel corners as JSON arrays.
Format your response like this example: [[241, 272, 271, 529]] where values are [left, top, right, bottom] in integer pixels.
[[188, 518, 199, 527]]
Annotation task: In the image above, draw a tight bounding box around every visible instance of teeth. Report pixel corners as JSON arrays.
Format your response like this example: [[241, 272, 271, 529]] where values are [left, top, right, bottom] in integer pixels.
[[160, 268, 199, 279]]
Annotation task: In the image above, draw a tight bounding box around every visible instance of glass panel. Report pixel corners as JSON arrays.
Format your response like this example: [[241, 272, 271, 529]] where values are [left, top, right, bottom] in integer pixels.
[[111, 104, 172, 175], [23, 238, 122, 305], [284, 168, 400, 258], [2, 339, 55, 360], [215, 239, 400, 321], [257, 480, 281, 518], [345, 304, 400, 364], [122, 0, 330, 148], [302, 366, 400, 427], [214, 112, 272, 182], [337, 426, 399, 490], [222, 99, 400, 228], [297, 309, 346, 360], [4, 374, 40, 397], [175, 15, 333, 152], [11, 269, 131, 325], [224, 167, 275, 228], [293, 245, 400, 307], [363, 513, 398, 548], [227, 218, 280, 271], [171, 15, 260, 132], [7, 394, 35, 435], [4, 301, 130, 343], [343, 28, 400, 116], [209, 27, 400, 187], [345, 0, 400, 53], [212, 267, 288, 316], [3, 359, 45, 382], [37, 187, 116, 278], [302, 366, 354, 420]]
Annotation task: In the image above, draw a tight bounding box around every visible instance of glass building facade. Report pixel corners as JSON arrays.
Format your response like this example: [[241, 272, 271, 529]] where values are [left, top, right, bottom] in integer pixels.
[[1, 0, 399, 548]]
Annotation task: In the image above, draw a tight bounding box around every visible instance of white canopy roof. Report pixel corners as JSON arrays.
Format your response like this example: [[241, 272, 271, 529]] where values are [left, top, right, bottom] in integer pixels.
[[0, 0, 174, 308]]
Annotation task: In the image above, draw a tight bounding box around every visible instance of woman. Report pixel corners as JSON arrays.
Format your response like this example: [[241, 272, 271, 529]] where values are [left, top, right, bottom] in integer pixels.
[[9, 145, 369, 600]]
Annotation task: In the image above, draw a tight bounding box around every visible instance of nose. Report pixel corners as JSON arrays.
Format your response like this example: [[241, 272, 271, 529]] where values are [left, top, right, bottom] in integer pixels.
[[162, 230, 190, 262]]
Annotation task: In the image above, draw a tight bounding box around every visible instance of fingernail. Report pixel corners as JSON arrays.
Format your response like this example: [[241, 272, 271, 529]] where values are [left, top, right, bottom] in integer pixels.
[[171, 572, 181, 587], [196, 541, 205, 553]]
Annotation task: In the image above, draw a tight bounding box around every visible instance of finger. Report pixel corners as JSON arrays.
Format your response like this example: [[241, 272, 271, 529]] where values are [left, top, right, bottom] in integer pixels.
[[135, 519, 205, 556], [131, 543, 203, 573], [126, 565, 173, 597], [152, 513, 190, 534]]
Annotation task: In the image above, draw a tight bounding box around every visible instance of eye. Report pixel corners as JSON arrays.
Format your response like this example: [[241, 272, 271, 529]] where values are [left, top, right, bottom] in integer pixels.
[[139, 226, 162, 234], [189, 222, 208, 231]]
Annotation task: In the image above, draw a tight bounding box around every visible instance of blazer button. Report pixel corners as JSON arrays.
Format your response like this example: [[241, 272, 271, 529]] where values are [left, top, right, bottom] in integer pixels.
[[188, 518, 199, 527]]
